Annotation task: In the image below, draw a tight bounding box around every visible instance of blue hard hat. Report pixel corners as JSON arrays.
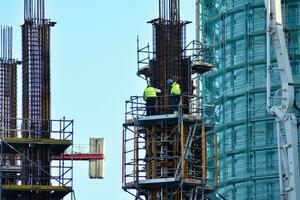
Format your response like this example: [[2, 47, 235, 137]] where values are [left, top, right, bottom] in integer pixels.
[[167, 79, 173, 85]]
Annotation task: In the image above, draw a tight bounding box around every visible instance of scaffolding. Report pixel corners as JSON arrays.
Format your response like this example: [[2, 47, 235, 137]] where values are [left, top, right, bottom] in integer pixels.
[[199, 0, 300, 199], [122, 1, 218, 199], [122, 95, 215, 199], [0, 118, 74, 200], [0, 1, 73, 199]]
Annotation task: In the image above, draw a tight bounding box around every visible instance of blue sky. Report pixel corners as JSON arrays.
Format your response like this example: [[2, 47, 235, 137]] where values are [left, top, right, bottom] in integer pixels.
[[1, 1, 194, 199]]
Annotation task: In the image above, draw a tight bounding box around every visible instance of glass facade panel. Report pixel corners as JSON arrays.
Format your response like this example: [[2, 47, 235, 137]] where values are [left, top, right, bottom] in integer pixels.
[[201, 0, 300, 199]]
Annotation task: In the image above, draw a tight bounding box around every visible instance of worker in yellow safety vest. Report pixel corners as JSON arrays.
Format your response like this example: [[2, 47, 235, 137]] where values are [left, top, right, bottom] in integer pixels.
[[167, 79, 181, 113], [143, 85, 161, 115]]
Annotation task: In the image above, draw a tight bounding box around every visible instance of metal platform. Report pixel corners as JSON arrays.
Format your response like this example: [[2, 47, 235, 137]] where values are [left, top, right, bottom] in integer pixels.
[[2, 185, 72, 199], [1, 137, 71, 155], [137, 65, 150, 77], [125, 113, 178, 126], [125, 114, 206, 128], [126, 177, 213, 190], [0, 118, 74, 200], [192, 61, 214, 74]]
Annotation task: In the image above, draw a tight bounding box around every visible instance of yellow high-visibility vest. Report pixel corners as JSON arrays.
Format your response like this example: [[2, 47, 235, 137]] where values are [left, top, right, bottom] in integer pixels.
[[171, 82, 181, 95], [143, 86, 157, 100]]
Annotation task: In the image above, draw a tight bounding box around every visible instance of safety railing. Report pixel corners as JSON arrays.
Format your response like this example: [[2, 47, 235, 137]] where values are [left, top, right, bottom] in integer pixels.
[[0, 117, 74, 189], [0, 161, 72, 187], [125, 95, 204, 121], [123, 96, 216, 189], [183, 40, 214, 64], [0, 117, 73, 140]]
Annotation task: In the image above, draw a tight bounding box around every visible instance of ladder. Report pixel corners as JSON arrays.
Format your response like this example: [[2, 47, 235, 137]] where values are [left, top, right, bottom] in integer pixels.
[[175, 122, 198, 177]]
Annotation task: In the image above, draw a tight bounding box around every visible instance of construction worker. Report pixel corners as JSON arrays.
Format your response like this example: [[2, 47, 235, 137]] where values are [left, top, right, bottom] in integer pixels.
[[167, 79, 181, 113], [143, 85, 161, 115]]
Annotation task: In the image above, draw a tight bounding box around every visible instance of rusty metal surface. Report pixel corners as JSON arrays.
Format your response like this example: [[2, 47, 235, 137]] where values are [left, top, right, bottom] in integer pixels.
[[150, 20, 192, 115], [22, 20, 53, 138], [22, 19, 53, 189], [0, 26, 18, 138], [0, 26, 20, 188], [21, 1, 59, 199], [0, 62, 17, 137]]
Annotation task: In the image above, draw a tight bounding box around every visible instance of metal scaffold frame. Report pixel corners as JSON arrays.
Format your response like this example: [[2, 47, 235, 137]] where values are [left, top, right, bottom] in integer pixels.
[[122, 95, 216, 200], [0, 118, 74, 200], [123, 1, 219, 199]]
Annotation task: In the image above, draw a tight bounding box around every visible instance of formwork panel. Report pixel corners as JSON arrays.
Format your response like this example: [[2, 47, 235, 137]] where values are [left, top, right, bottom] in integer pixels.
[[89, 138, 105, 179]]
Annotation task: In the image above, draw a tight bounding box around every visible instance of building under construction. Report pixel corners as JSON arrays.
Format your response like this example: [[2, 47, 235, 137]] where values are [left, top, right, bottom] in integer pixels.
[[123, 0, 300, 200], [122, 0, 216, 199], [0, 0, 73, 199]]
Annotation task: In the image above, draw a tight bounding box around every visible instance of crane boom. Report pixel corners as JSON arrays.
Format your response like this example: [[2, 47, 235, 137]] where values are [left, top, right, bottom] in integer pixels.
[[265, 0, 300, 199]]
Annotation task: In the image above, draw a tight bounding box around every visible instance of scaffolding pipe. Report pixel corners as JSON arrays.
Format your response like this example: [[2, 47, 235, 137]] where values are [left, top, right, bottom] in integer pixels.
[[265, 0, 271, 113], [195, 0, 201, 111]]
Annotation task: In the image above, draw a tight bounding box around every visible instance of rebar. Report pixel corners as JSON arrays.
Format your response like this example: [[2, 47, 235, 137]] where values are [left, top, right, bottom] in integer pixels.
[[0, 26, 19, 193], [159, 0, 180, 22], [22, 0, 54, 198], [123, 1, 213, 199], [24, 0, 45, 22], [151, 0, 191, 114], [0, 26, 17, 138]]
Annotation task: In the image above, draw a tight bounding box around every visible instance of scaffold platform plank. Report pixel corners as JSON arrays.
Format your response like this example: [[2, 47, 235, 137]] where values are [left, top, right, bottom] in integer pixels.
[[126, 177, 214, 191], [1, 137, 71, 155], [2, 185, 71, 192], [126, 178, 213, 189], [2, 185, 72, 198], [125, 114, 205, 126], [192, 61, 214, 74], [137, 65, 150, 77]]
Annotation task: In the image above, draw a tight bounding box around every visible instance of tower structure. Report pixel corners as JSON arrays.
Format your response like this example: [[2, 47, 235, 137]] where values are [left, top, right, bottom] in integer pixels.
[[0, 26, 20, 195], [0, 1, 74, 199], [122, 0, 215, 199], [0, 26, 18, 142], [22, 0, 55, 190], [199, 0, 300, 199]]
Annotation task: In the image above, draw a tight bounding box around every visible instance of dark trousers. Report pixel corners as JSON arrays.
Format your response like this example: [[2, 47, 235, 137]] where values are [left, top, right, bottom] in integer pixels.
[[170, 95, 180, 113], [146, 97, 156, 116]]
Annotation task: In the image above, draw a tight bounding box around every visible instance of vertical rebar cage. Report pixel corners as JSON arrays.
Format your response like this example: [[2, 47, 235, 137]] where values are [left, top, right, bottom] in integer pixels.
[[22, 0, 54, 138], [0, 26, 18, 138], [150, 0, 192, 114], [0, 26, 19, 188], [201, 0, 300, 199], [22, 0, 55, 195]]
